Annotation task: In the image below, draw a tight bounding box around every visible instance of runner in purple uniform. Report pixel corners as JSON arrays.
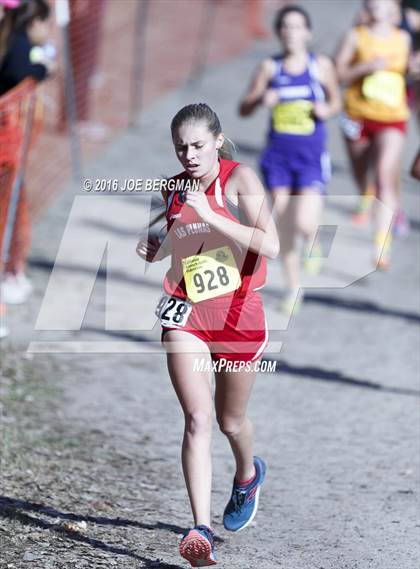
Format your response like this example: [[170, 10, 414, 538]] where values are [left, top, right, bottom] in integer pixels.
[[239, 5, 341, 314]]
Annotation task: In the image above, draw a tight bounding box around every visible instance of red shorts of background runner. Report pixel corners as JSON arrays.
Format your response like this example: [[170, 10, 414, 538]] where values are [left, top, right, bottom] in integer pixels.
[[161, 291, 268, 363], [357, 118, 407, 140]]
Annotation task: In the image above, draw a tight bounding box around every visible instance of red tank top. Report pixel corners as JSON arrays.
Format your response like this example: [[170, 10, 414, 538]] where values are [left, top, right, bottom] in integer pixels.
[[163, 158, 266, 302]]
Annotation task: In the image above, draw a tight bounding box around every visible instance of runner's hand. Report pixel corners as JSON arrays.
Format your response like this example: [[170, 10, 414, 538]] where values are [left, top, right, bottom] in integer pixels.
[[185, 191, 214, 223], [366, 57, 389, 73], [312, 101, 331, 120], [262, 88, 279, 108], [45, 58, 58, 75], [136, 235, 161, 262], [408, 52, 420, 79]]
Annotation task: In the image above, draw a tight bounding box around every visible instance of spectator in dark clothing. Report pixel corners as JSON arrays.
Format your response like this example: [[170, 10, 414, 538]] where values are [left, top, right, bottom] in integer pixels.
[[0, 1, 19, 67], [0, 0, 53, 95]]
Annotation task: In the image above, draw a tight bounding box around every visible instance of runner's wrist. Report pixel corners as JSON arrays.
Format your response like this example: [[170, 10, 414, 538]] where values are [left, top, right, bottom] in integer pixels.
[[202, 208, 218, 225]]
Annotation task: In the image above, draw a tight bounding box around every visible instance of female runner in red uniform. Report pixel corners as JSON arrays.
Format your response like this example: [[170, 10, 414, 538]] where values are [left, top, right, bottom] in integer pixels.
[[137, 103, 279, 567]]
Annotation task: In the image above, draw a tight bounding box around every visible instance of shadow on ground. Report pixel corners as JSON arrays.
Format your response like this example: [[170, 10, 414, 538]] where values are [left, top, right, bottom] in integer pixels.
[[303, 293, 420, 324], [0, 496, 199, 568], [263, 358, 420, 398], [263, 287, 420, 325]]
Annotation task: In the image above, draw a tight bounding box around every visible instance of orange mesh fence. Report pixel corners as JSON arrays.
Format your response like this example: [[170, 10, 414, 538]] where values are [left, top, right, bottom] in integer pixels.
[[0, 78, 39, 274]]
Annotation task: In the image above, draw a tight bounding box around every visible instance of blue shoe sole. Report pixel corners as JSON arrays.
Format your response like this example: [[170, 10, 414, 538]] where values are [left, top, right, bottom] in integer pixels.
[[223, 457, 267, 532]]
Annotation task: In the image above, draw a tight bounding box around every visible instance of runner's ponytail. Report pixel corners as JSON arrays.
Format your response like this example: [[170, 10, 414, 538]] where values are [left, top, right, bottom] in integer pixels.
[[218, 137, 236, 160]]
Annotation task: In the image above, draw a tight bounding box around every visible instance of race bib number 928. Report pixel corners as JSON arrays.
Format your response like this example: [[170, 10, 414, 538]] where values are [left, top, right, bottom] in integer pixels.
[[182, 245, 241, 303], [155, 294, 192, 328]]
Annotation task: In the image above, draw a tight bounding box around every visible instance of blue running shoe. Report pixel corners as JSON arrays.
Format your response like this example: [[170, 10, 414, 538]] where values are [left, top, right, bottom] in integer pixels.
[[179, 524, 217, 567], [223, 456, 266, 532]]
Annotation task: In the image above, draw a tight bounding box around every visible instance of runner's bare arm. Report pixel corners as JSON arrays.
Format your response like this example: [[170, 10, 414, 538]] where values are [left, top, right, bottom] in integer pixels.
[[136, 189, 171, 262], [410, 149, 420, 181], [406, 7, 420, 33], [151, 190, 171, 260], [185, 166, 279, 259], [314, 55, 342, 120], [136, 232, 171, 262], [335, 29, 388, 85], [239, 59, 274, 116], [401, 30, 413, 73]]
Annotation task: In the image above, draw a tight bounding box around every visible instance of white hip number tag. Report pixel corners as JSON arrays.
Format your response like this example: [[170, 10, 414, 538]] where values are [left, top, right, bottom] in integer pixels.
[[155, 294, 192, 328]]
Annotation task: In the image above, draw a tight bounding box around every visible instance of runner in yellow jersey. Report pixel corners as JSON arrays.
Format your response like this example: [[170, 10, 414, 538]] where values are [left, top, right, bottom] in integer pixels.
[[336, 0, 411, 269]]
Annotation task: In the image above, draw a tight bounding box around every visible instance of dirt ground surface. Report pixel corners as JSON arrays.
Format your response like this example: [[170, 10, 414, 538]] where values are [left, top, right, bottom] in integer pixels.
[[1, 1, 419, 568]]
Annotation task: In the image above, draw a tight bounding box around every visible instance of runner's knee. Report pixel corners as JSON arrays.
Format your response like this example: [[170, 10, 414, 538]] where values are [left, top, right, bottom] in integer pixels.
[[217, 416, 246, 438], [184, 410, 212, 436], [295, 217, 317, 237]]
